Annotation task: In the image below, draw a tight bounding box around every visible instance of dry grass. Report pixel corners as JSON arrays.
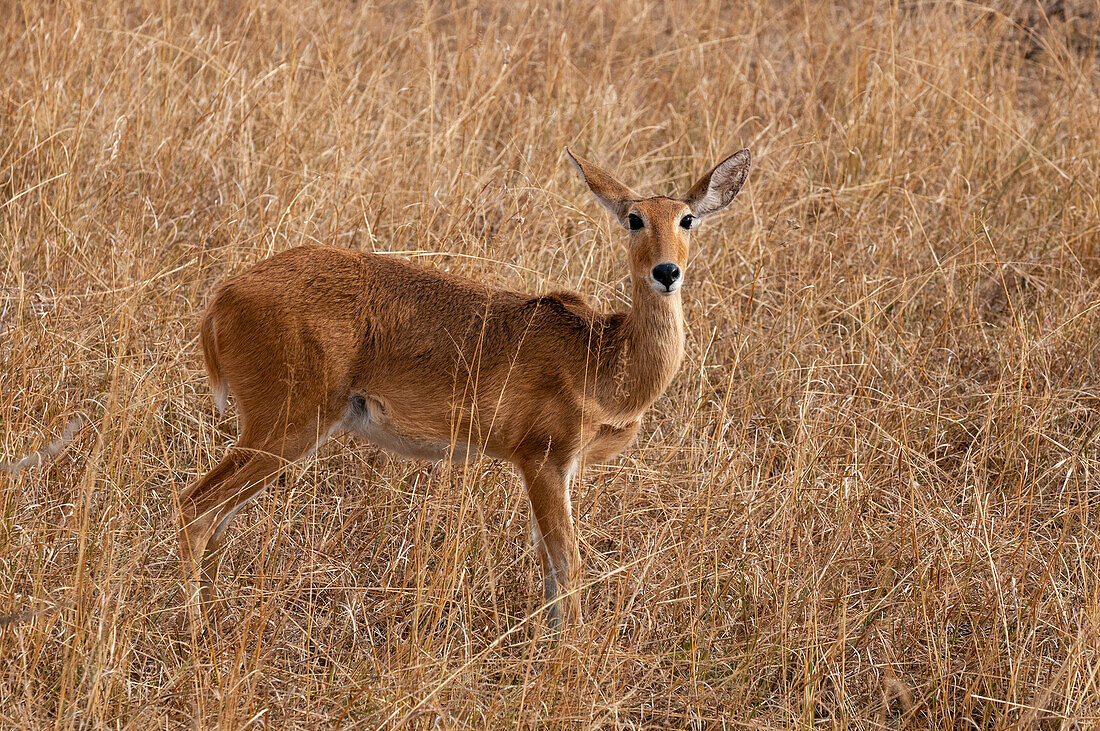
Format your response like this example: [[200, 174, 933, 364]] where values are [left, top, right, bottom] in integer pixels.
[[2, 0, 1100, 727]]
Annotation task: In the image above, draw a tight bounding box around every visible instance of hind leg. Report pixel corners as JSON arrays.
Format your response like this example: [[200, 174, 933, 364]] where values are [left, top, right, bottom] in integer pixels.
[[179, 422, 333, 624], [179, 448, 284, 619], [179, 449, 248, 605]]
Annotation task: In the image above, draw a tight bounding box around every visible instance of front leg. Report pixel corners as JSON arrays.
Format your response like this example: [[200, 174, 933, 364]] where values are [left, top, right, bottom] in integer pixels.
[[584, 421, 641, 465], [518, 454, 582, 628]]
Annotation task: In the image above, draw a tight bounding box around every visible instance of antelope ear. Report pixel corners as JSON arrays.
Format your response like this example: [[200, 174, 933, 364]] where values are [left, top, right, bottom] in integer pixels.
[[683, 149, 750, 218], [565, 148, 640, 228]]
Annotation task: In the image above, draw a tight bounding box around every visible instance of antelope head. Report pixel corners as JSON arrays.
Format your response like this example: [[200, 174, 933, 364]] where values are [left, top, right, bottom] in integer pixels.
[[566, 148, 751, 297]]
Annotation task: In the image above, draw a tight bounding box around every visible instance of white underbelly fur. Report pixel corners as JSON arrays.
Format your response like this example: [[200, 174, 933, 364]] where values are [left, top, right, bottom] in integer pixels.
[[339, 393, 481, 463]]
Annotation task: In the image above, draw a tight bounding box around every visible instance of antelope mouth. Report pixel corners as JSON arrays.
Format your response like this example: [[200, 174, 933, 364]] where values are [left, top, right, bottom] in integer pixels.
[[649, 279, 682, 296]]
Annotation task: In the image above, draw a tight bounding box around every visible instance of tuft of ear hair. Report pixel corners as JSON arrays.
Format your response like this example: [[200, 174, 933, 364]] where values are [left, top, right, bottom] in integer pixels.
[[683, 149, 750, 219], [565, 148, 640, 228]]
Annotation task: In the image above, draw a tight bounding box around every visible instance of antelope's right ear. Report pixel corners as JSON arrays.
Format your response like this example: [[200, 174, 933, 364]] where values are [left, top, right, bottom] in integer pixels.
[[565, 148, 639, 228]]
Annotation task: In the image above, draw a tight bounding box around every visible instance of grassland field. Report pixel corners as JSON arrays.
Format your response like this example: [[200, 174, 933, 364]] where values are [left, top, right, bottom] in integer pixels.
[[2, 0, 1100, 727]]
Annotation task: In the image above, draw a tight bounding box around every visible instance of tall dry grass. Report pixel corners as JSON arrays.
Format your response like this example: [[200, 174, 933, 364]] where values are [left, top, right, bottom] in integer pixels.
[[2, 0, 1100, 726]]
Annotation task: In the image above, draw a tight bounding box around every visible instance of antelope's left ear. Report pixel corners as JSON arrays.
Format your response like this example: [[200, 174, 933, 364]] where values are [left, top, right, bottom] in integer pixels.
[[683, 149, 750, 219]]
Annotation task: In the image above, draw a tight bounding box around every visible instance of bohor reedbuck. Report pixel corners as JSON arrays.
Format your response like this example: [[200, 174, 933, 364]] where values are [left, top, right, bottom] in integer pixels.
[[180, 148, 751, 627]]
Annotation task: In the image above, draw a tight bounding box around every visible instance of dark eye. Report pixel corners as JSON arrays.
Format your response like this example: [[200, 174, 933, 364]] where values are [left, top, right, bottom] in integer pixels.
[[627, 214, 644, 230], [680, 215, 694, 229]]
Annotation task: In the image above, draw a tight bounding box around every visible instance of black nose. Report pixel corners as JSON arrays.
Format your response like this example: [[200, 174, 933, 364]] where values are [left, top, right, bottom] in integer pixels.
[[651, 263, 681, 289]]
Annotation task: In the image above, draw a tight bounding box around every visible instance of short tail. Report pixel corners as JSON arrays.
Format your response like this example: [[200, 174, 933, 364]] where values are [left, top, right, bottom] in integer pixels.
[[200, 309, 228, 413]]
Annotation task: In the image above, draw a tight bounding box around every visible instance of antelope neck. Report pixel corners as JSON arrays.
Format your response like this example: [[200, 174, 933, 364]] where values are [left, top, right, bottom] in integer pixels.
[[597, 277, 685, 421]]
